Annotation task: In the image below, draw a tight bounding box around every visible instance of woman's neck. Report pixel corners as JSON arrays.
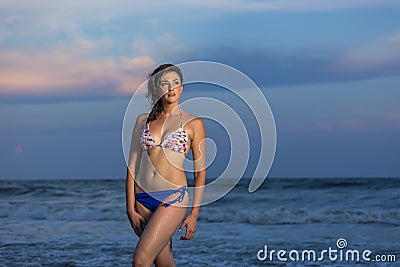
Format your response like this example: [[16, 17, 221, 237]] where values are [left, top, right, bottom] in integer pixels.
[[161, 103, 180, 117]]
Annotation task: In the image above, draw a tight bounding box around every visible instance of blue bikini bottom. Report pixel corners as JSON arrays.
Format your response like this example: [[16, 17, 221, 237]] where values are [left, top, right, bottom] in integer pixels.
[[135, 186, 188, 212]]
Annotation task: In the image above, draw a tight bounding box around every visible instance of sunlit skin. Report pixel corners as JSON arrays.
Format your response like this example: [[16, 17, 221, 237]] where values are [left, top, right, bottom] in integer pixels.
[[126, 70, 206, 267]]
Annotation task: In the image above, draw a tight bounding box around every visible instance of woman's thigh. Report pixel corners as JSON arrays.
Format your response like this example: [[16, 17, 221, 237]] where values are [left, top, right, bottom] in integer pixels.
[[135, 194, 188, 260]]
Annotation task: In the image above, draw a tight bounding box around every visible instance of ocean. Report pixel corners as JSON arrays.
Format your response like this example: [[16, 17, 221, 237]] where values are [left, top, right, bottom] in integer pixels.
[[0, 178, 399, 266]]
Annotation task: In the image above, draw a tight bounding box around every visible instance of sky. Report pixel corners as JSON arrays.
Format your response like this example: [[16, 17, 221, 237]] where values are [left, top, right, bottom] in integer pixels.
[[1, 0, 400, 179]]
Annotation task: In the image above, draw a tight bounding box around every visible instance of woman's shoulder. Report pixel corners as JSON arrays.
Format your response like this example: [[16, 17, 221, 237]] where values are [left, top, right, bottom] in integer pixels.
[[181, 110, 204, 128], [136, 113, 149, 120], [135, 113, 149, 127]]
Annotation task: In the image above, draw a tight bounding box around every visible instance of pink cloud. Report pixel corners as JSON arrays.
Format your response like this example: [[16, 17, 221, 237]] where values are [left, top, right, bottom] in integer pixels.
[[315, 120, 369, 130], [385, 112, 400, 125], [330, 32, 400, 73], [315, 121, 333, 130], [341, 120, 368, 129], [173, 0, 400, 12], [0, 49, 155, 98], [15, 145, 23, 155]]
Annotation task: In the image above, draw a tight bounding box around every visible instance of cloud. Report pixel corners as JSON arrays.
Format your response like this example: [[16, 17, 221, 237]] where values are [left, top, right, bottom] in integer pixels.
[[14, 145, 23, 155], [0, 1, 157, 44], [1, 0, 397, 38], [170, 45, 352, 87], [0, 16, 16, 24], [4, 42, 394, 100], [1, 1, 399, 99], [314, 120, 368, 131], [174, 0, 400, 12], [0, 1, 210, 38], [341, 120, 368, 130], [315, 122, 334, 130], [0, 43, 155, 98], [314, 115, 400, 131], [385, 112, 400, 126], [3, 38, 398, 100], [330, 32, 400, 74], [164, 37, 400, 88], [131, 33, 187, 60], [0, 31, 190, 99]]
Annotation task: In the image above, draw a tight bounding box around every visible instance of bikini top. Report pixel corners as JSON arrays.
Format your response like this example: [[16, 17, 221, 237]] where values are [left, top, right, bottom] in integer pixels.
[[140, 110, 188, 154]]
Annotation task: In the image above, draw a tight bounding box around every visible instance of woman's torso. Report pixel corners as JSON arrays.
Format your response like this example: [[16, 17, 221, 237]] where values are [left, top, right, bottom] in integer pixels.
[[135, 111, 192, 193]]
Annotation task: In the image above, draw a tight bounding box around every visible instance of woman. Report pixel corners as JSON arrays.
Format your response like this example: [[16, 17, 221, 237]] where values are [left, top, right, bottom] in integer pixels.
[[126, 64, 206, 267]]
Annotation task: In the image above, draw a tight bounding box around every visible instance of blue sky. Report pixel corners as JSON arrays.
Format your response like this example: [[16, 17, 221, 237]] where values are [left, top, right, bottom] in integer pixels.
[[1, 0, 400, 179]]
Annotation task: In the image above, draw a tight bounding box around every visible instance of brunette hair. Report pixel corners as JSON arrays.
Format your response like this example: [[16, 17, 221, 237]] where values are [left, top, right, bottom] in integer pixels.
[[145, 64, 183, 123]]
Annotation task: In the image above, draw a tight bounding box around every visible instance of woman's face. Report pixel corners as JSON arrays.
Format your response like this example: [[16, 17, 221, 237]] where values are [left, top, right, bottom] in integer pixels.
[[158, 71, 183, 104]]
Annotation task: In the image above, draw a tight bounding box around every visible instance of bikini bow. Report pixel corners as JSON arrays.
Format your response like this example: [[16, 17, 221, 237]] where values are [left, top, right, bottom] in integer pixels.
[[164, 186, 188, 208]]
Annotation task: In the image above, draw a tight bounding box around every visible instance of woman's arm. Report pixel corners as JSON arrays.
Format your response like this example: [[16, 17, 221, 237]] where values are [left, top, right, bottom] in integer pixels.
[[179, 117, 206, 240], [126, 114, 146, 236]]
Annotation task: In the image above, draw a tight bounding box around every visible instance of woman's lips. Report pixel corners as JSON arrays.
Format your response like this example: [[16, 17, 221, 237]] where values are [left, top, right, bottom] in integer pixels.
[[167, 93, 176, 97]]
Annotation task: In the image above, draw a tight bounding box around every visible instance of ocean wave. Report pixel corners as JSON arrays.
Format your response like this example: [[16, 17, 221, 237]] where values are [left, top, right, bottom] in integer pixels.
[[1, 178, 399, 226], [1, 201, 399, 226], [199, 206, 400, 226]]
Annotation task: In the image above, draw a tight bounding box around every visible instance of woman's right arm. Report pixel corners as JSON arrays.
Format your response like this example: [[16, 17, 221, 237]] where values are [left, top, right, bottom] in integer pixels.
[[126, 114, 146, 236]]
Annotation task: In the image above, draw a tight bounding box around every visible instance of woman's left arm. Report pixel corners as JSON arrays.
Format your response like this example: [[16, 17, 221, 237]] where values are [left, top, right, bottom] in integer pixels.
[[179, 117, 206, 240]]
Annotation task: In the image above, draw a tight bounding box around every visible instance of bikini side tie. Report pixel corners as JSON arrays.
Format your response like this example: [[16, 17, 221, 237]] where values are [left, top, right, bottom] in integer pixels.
[[164, 186, 188, 208]]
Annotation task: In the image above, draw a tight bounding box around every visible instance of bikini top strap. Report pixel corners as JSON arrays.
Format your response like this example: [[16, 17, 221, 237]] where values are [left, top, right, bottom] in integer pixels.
[[179, 108, 183, 128]]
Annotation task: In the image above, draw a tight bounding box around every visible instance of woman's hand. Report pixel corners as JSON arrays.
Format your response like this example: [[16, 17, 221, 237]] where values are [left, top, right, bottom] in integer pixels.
[[178, 213, 198, 240], [127, 209, 146, 237]]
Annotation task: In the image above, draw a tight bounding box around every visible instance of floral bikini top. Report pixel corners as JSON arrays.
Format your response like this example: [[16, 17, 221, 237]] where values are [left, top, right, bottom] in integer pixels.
[[140, 110, 188, 154]]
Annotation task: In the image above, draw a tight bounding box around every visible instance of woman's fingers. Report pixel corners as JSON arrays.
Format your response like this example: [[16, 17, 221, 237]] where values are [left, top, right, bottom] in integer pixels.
[[180, 224, 196, 240], [179, 219, 188, 239], [180, 229, 193, 240], [186, 227, 195, 240], [187, 222, 196, 239], [138, 213, 146, 224], [178, 219, 187, 233], [128, 211, 147, 237], [137, 215, 146, 236], [134, 221, 145, 237], [128, 215, 137, 233], [179, 215, 198, 240], [133, 226, 140, 237]]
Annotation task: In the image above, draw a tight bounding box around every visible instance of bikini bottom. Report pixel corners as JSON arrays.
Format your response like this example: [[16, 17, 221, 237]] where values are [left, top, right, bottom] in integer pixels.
[[135, 186, 188, 212]]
